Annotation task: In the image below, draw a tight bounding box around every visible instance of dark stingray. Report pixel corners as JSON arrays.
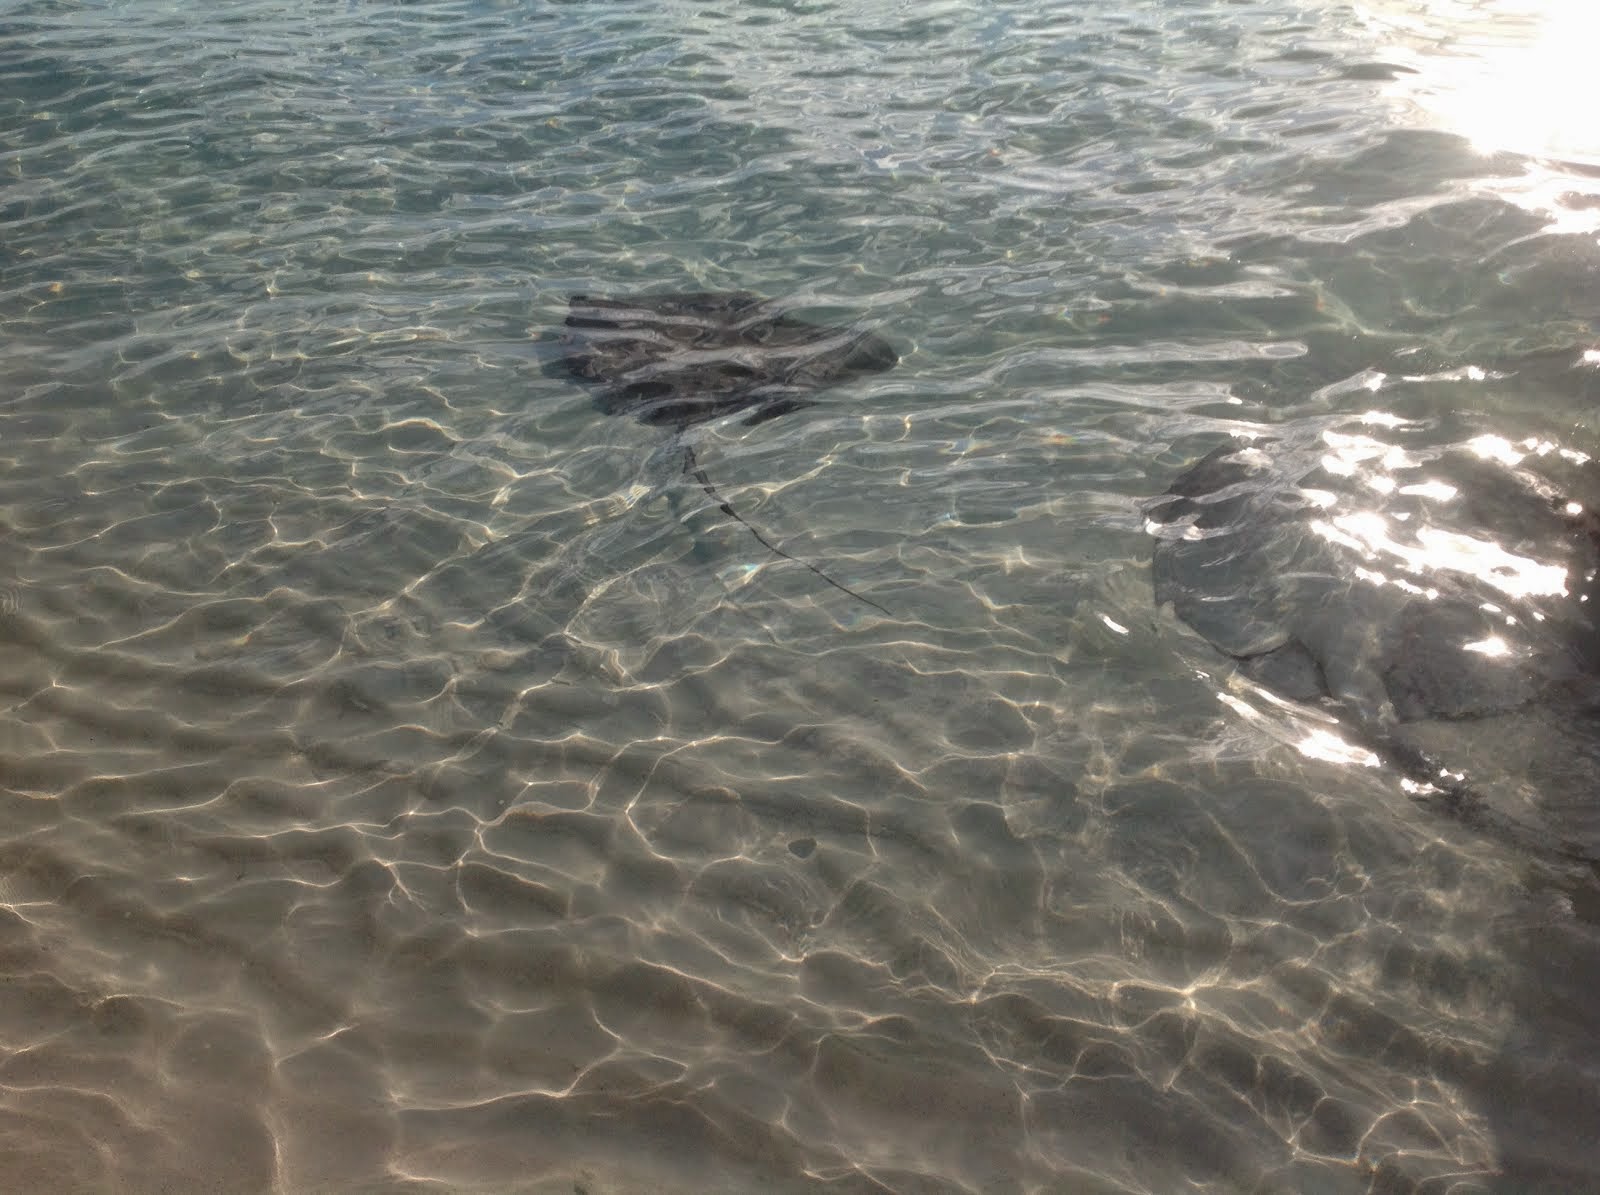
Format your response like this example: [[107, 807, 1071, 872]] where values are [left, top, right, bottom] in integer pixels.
[[1145, 425, 1600, 865], [560, 291, 899, 614]]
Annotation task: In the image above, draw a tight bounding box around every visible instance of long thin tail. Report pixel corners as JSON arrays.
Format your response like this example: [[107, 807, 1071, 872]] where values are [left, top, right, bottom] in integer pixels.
[[1360, 717, 1600, 872], [681, 444, 890, 617]]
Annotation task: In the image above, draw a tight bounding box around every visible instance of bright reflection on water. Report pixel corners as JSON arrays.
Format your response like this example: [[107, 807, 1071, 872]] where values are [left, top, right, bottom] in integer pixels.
[[1374, 0, 1600, 160], [1307, 419, 1581, 601], [1360, 0, 1600, 228], [1314, 512, 1572, 600]]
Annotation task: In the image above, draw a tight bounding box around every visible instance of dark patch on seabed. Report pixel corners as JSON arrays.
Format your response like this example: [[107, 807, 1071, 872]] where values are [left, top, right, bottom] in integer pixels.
[[1145, 404, 1600, 870], [559, 291, 899, 614]]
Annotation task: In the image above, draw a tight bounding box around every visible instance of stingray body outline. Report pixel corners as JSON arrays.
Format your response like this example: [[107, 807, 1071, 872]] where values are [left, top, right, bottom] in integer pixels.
[[1146, 430, 1600, 866], [560, 291, 898, 614]]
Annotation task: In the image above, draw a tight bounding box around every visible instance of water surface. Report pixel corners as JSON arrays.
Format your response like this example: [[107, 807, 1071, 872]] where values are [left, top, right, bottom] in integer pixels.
[[2, 1, 1599, 1191]]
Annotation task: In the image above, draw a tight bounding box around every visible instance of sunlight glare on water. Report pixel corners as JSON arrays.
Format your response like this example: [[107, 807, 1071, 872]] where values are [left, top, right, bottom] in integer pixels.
[[1358, 0, 1600, 157], [1361, 0, 1600, 229]]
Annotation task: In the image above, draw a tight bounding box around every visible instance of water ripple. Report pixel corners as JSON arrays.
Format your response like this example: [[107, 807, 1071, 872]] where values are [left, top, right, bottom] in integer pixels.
[[2, 0, 1599, 1190]]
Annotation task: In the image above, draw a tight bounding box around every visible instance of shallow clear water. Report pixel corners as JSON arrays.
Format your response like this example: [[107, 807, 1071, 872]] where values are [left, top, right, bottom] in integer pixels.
[[3, 0, 1599, 1191]]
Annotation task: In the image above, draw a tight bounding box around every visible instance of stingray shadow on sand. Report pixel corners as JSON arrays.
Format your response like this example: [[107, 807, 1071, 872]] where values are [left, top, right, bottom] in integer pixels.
[[558, 291, 899, 614]]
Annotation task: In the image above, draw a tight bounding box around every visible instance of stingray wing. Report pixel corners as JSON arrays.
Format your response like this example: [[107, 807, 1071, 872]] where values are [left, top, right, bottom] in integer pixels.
[[562, 291, 897, 427]]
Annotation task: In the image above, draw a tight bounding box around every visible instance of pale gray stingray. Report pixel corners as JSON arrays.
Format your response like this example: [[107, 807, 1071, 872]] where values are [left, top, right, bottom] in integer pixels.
[[1146, 423, 1600, 864], [560, 292, 898, 614]]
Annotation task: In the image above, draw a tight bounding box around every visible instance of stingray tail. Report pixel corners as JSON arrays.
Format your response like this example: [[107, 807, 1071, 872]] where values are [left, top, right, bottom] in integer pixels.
[[1362, 720, 1600, 872], [681, 444, 890, 617]]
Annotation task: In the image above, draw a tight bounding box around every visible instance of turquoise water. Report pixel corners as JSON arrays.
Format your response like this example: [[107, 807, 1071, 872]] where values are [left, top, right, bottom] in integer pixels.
[[3, 0, 1599, 1190]]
